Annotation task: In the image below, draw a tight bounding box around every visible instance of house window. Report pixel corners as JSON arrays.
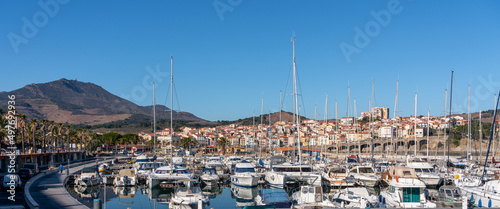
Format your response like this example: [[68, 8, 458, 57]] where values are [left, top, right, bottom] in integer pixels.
[[402, 188, 420, 202]]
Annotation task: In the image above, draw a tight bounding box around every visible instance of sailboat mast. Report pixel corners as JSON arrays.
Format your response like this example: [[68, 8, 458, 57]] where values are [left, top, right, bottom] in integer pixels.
[[153, 81, 156, 156], [347, 85, 350, 158], [443, 89, 448, 158], [394, 80, 399, 159], [260, 94, 263, 158], [371, 81, 374, 164], [354, 98, 359, 156], [170, 56, 173, 160], [467, 84, 471, 162], [324, 93, 328, 158], [335, 99, 338, 159], [427, 110, 430, 158], [480, 110, 483, 165], [447, 71, 454, 175], [292, 36, 301, 164], [414, 92, 418, 156]]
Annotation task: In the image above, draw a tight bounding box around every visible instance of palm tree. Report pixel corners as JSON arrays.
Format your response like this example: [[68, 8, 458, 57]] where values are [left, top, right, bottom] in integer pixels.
[[19, 114, 27, 153], [57, 123, 63, 150], [30, 119, 37, 152], [217, 137, 229, 155], [65, 124, 71, 151], [77, 128, 83, 152], [48, 121, 55, 150], [40, 119, 47, 152], [180, 137, 197, 151]]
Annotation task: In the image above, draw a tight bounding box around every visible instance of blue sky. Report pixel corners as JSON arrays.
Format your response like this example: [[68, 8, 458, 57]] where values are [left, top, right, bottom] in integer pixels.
[[1, 1, 499, 121]]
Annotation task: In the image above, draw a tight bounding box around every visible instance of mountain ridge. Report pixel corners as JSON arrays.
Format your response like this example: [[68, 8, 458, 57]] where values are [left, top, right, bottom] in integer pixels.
[[0, 78, 204, 124]]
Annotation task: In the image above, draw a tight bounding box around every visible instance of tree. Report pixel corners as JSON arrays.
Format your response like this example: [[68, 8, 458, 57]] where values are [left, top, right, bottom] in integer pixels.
[[40, 119, 47, 152], [48, 121, 55, 150], [180, 137, 197, 151], [57, 123, 63, 149], [65, 124, 71, 151], [122, 133, 139, 144], [217, 137, 229, 154], [19, 114, 26, 153], [102, 132, 122, 145], [30, 119, 37, 152]]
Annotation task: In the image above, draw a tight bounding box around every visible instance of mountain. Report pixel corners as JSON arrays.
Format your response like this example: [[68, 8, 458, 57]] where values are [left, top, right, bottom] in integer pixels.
[[0, 78, 205, 125]]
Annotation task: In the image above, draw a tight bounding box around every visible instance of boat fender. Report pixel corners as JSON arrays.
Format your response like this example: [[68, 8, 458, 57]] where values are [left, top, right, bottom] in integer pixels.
[[489, 197, 492, 207], [479, 199, 482, 207], [396, 176, 399, 183]]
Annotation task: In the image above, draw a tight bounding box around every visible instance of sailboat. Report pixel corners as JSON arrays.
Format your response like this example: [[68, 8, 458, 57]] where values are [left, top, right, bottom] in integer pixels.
[[264, 37, 321, 187]]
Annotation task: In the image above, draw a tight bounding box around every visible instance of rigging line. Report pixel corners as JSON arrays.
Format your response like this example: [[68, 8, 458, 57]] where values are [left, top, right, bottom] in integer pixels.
[[295, 63, 307, 118], [282, 64, 293, 111], [173, 82, 181, 112]]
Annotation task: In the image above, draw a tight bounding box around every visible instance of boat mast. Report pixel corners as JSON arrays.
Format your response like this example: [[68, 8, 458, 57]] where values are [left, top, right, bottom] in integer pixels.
[[443, 89, 448, 158], [335, 99, 338, 159], [371, 81, 375, 165], [427, 109, 429, 158], [269, 111, 272, 157], [347, 85, 350, 158], [354, 98, 360, 156], [324, 93, 328, 159], [170, 56, 174, 160], [394, 80, 399, 159], [292, 36, 301, 164], [467, 84, 471, 163], [447, 71, 454, 175], [414, 92, 418, 157], [260, 94, 263, 158], [481, 90, 500, 182], [480, 110, 483, 165], [153, 81, 156, 156]]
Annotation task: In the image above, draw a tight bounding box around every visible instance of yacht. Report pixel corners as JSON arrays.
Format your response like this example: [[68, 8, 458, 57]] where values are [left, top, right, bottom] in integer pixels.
[[147, 165, 195, 189], [113, 169, 136, 186], [254, 188, 292, 209], [348, 166, 380, 187], [75, 167, 101, 186], [206, 157, 227, 178], [291, 185, 339, 208], [322, 166, 354, 187], [265, 162, 322, 187], [406, 162, 443, 187], [225, 156, 242, 169], [380, 177, 437, 208], [169, 187, 209, 206], [200, 167, 220, 186], [134, 161, 165, 180], [172, 157, 186, 167], [461, 179, 500, 208], [427, 185, 462, 208], [331, 187, 379, 208], [230, 161, 260, 187]]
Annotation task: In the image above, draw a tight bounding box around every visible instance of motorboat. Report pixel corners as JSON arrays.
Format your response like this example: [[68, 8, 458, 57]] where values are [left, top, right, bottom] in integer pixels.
[[134, 161, 165, 180], [322, 166, 354, 187], [265, 162, 322, 187], [113, 169, 137, 186], [406, 162, 443, 187], [200, 167, 220, 186], [172, 157, 186, 167], [254, 188, 292, 209], [348, 166, 380, 187], [169, 187, 209, 206], [147, 165, 195, 189], [427, 185, 462, 208], [291, 185, 339, 208], [230, 161, 259, 187], [381, 166, 419, 185], [206, 157, 227, 178], [380, 177, 437, 208], [331, 187, 379, 208], [75, 167, 101, 186], [225, 156, 242, 169]]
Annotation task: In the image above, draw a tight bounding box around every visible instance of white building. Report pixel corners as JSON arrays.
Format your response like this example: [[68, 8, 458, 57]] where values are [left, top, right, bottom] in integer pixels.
[[378, 126, 394, 138]]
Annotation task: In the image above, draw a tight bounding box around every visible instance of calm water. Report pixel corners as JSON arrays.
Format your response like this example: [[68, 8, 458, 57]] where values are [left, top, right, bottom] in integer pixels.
[[67, 183, 294, 209]]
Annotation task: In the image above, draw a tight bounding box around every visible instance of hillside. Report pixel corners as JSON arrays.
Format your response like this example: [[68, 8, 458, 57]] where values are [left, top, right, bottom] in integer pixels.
[[0, 78, 204, 125]]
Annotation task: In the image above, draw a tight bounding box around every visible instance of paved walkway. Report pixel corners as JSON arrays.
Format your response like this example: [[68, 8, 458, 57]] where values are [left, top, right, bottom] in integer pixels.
[[27, 159, 108, 209]]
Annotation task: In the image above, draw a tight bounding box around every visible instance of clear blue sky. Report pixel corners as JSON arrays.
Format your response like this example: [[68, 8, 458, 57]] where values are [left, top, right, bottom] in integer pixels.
[[1, 1, 499, 121]]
